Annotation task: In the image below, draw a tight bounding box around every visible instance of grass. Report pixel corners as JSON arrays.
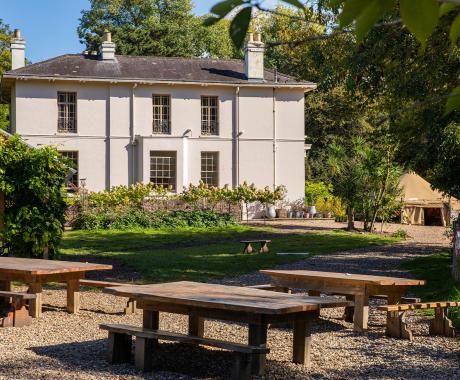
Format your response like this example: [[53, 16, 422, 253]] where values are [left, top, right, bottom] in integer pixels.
[[59, 225, 399, 283], [402, 252, 460, 328]]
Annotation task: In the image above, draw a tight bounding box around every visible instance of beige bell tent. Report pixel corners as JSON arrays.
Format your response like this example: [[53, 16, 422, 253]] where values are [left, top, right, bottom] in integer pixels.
[[399, 172, 460, 226]]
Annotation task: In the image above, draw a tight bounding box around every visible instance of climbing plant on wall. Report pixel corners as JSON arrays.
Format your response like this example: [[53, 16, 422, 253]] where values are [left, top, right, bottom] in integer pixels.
[[0, 135, 69, 257]]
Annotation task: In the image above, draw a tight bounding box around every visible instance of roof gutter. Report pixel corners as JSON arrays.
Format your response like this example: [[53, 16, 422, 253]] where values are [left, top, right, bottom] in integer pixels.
[[2, 74, 317, 92]]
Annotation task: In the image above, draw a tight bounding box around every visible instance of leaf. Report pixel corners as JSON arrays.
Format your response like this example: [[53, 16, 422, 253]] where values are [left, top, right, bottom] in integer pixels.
[[355, 0, 394, 43], [281, 0, 305, 10], [445, 86, 460, 115], [339, 0, 369, 27], [203, 16, 221, 27], [230, 6, 252, 49], [450, 14, 460, 44], [400, 0, 439, 47], [439, 3, 459, 17], [211, 0, 244, 17]]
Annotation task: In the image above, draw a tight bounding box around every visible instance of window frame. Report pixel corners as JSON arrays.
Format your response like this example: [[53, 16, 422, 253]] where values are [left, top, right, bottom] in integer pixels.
[[57, 92, 77, 133], [200, 151, 219, 187], [60, 150, 79, 190], [201, 96, 219, 136], [149, 151, 177, 192], [152, 94, 171, 135]]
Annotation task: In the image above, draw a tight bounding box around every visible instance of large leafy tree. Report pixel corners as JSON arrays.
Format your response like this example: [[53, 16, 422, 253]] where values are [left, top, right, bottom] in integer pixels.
[[0, 19, 11, 130], [78, 0, 235, 58]]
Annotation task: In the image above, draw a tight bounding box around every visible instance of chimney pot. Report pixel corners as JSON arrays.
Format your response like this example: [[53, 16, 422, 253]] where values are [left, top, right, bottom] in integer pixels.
[[255, 32, 261, 43], [100, 30, 116, 61], [248, 32, 254, 42], [103, 30, 112, 43], [14, 29, 21, 38]]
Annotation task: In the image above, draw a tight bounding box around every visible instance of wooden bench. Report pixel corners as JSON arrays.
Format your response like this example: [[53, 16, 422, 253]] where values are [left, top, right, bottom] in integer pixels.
[[100, 323, 269, 380], [378, 301, 460, 340], [79, 280, 137, 314], [240, 240, 271, 254], [0, 291, 36, 327]]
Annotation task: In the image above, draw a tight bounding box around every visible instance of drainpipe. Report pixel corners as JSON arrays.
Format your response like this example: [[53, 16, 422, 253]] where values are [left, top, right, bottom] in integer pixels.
[[235, 86, 240, 186], [130, 83, 137, 185], [272, 87, 277, 190]]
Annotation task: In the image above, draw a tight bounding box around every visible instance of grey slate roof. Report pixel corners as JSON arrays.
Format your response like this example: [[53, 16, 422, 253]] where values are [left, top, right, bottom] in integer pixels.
[[2, 54, 314, 87]]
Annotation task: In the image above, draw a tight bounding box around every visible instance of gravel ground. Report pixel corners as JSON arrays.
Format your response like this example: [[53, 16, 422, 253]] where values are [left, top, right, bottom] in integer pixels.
[[0, 222, 458, 380]]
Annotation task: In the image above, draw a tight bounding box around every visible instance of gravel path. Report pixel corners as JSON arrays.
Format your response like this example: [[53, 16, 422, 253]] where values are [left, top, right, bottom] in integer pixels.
[[0, 222, 458, 380]]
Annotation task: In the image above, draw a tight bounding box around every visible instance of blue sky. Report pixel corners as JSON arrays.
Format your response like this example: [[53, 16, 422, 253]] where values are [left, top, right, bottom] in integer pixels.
[[0, 0, 277, 63]]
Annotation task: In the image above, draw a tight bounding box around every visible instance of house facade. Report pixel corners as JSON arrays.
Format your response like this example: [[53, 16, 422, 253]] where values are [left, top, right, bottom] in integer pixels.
[[1, 30, 316, 203]]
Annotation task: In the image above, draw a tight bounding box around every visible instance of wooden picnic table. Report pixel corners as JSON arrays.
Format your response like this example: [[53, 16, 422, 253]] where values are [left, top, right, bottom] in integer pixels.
[[260, 269, 425, 332], [0, 257, 112, 317], [104, 281, 348, 376]]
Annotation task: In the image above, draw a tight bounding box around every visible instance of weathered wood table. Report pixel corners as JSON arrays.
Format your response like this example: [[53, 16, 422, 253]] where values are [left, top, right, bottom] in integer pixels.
[[104, 281, 348, 376], [0, 257, 112, 317], [260, 269, 425, 332]]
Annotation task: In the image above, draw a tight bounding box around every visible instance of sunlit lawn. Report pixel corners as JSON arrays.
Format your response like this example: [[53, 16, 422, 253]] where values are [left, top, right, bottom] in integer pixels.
[[59, 225, 400, 283]]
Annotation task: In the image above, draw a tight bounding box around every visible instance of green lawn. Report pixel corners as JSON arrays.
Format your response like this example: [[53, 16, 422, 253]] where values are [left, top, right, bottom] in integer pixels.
[[60, 226, 399, 283], [402, 252, 460, 328]]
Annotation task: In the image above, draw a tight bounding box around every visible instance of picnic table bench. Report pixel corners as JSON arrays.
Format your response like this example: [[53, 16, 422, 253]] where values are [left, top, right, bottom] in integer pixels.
[[240, 240, 271, 254], [260, 269, 425, 332], [0, 257, 112, 317], [0, 291, 36, 327], [102, 281, 349, 379], [378, 301, 460, 340]]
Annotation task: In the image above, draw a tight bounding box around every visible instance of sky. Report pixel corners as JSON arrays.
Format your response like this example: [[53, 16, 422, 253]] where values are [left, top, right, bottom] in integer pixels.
[[0, 0, 279, 63]]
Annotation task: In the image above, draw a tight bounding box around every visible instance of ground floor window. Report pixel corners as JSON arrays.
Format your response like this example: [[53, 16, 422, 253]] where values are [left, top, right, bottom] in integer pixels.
[[201, 151, 219, 187], [60, 151, 79, 190], [150, 151, 177, 191]]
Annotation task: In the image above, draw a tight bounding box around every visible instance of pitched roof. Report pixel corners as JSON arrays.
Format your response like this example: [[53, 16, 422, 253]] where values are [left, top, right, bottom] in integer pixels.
[[2, 54, 315, 88]]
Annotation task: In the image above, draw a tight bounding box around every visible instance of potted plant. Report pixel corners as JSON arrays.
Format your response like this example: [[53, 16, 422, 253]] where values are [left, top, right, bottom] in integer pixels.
[[257, 185, 286, 219], [304, 181, 333, 215]]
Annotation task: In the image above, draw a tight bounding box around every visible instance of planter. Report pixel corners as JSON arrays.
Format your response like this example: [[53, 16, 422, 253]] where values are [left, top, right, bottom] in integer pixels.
[[307, 206, 317, 215], [276, 208, 287, 218], [266, 205, 276, 219], [305, 213, 310, 219], [315, 213, 323, 218], [325, 212, 332, 218], [287, 211, 294, 218], [294, 211, 301, 218]]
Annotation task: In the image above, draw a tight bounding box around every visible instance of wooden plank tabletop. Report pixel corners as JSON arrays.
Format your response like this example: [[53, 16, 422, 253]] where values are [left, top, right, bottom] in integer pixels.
[[104, 281, 349, 315], [0, 257, 112, 276], [260, 270, 425, 286]]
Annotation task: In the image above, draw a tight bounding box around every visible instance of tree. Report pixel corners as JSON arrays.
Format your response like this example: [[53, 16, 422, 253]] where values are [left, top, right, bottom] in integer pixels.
[[0, 19, 11, 130], [78, 0, 235, 58]]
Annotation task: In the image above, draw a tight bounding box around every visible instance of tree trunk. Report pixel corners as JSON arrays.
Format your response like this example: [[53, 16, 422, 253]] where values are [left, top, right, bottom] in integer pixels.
[[347, 206, 355, 231], [453, 225, 460, 283]]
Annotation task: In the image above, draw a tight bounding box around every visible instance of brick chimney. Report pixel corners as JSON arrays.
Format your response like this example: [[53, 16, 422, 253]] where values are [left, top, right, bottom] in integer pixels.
[[10, 29, 25, 70], [101, 30, 116, 61], [244, 32, 265, 82]]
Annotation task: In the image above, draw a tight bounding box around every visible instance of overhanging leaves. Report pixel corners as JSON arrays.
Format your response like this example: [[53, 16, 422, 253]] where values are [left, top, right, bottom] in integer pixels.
[[230, 6, 252, 49], [400, 0, 439, 47]]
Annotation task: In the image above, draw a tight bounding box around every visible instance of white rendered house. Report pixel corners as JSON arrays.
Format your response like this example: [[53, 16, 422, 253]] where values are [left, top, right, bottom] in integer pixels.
[[1, 30, 316, 203]]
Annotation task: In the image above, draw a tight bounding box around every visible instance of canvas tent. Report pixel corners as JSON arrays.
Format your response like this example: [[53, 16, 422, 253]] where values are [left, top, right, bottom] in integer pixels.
[[399, 172, 460, 226]]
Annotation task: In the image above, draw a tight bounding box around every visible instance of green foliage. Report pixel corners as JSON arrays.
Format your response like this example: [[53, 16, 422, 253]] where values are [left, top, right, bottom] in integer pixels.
[[0, 19, 11, 131], [391, 229, 408, 239], [78, 0, 236, 58], [0, 135, 68, 257], [74, 208, 236, 230], [304, 181, 333, 206]]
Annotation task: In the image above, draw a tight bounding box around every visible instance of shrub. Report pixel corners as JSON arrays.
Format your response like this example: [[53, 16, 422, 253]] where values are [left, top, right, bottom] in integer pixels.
[[74, 208, 237, 231], [0, 135, 68, 257], [391, 229, 408, 239], [304, 181, 333, 206]]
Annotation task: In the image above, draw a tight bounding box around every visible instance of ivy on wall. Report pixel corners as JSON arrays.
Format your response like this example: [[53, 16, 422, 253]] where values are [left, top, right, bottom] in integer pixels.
[[0, 135, 68, 257]]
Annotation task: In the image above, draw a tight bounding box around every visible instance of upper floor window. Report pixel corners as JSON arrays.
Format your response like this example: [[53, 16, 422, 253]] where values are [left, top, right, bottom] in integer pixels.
[[60, 151, 79, 190], [57, 92, 77, 133], [201, 152, 219, 187], [152, 95, 171, 134], [201, 96, 218, 135], [150, 151, 176, 192]]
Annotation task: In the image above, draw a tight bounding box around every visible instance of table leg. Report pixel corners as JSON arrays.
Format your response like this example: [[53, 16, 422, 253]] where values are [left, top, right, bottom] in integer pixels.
[[248, 323, 268, 375], [188, 315, 204, 337], [244, 243, 253, 254], [0, 280, 11, 307], [28, 282, 42, 318], [292, 317, 312, 366], [343, 295, 355, 323], [353, 293, 369, 332], [67, 279, 80, 314], [143, 309, 160, 347]]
